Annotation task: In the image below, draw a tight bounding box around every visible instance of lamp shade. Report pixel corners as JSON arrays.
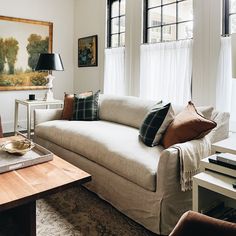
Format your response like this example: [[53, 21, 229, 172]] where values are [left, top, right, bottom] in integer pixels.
[[232, 33, 236, 78], [35, 53, 64, 71]]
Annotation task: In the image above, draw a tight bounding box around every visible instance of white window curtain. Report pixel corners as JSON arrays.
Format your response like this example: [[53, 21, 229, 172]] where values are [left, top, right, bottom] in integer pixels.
[[104, 47, 126, 95], [140, 39, 193, 105], [216, 37, 232, 113]]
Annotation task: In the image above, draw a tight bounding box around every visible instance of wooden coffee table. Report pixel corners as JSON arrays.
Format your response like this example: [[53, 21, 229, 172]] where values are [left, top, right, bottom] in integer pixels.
[[0, 137, 91, 236]]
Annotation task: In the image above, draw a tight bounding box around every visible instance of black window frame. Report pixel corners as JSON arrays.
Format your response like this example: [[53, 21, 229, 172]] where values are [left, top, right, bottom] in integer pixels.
[[222, 0, 236, 35], [143, 0, 193, 44], [107, 0, 125, 48]]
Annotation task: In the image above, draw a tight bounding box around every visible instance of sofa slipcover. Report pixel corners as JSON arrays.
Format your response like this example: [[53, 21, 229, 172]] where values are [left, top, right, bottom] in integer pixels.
[[34, 94, 230, 235]]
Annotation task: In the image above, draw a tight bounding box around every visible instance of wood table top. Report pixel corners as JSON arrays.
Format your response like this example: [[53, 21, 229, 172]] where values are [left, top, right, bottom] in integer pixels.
[[0, 136, 91, 211]]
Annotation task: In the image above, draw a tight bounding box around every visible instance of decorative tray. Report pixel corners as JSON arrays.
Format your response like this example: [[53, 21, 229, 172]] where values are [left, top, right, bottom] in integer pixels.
[[0, 140, 53, 174]]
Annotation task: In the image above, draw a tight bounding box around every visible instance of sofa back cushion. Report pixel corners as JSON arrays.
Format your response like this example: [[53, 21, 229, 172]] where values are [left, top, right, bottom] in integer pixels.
[[99, 94, 157, 129], [98, 95, 230, 143]]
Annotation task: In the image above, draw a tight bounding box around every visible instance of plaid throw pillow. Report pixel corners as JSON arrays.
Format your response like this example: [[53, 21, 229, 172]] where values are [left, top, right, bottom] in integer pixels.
[[72, 90, 100, 121], [61, 91, 93, 120], [139, 103, 174, 147]]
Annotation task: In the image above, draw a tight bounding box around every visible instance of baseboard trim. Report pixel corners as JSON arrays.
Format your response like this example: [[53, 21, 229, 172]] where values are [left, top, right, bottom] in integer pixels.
[[3, 132, 15, 137]]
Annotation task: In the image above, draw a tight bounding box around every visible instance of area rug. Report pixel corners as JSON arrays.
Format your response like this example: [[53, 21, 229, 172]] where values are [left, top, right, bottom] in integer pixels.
[[37, 186, 157, 236]]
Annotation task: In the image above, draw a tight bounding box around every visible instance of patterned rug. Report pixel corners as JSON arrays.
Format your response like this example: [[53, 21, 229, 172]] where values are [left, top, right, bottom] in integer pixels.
[[37, 186, 158, 236]]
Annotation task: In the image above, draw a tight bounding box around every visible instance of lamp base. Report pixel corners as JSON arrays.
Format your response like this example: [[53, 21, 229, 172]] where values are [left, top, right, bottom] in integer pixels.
[[44, 74, 55, 101], [44, 88, 54, 101]]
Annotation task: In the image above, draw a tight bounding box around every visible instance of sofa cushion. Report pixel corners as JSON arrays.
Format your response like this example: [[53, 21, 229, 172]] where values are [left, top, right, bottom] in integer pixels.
[[35, 120, 163, 191], [61, 91, 93, 120], [61, 93, 75, 120], [99, 94, 157, 129], [139, 103, 174, 147], [162, 102, 217, 148], [72, 90, 100, 121], [173, 104, 214, 119]]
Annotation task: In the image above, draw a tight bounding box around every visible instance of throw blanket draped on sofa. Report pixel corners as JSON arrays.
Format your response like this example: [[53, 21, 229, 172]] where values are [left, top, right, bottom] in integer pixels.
[[173, 136, 211, 191]]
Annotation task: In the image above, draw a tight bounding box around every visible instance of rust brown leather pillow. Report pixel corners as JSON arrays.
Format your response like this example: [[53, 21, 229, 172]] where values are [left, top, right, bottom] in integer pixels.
[[61, 91, 93, 120], [61, 93, 75, 120], [162, 101, 217, 148]]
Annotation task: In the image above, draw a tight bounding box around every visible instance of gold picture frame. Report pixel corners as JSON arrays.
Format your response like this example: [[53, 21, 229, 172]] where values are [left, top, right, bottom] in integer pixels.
[[0, 15, 53, 91]]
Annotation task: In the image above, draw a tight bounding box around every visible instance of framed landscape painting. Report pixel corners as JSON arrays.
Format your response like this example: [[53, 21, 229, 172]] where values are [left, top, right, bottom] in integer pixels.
[[0, 15, 53, 91], [78, 35, 98, 67]]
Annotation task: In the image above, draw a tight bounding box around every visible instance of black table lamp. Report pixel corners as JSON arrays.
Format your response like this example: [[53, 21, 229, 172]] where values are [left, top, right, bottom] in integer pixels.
[[35, 53, 64, 101]]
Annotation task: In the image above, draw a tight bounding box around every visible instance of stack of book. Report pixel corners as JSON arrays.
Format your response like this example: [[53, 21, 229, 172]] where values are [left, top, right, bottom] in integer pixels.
[[209, 153, 236, 170]]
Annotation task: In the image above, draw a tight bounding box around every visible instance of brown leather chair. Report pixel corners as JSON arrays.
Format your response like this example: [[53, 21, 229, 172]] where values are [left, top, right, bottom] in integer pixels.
[[169, 211, 236, 236], [0, 116, 3, 138]]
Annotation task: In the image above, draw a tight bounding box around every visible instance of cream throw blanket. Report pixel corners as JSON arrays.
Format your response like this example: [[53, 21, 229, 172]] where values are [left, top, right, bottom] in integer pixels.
[[172, 136, 211, 192]]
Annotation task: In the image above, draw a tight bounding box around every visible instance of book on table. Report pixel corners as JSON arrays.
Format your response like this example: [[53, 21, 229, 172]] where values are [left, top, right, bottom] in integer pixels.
[[216, 153, 236, 166]]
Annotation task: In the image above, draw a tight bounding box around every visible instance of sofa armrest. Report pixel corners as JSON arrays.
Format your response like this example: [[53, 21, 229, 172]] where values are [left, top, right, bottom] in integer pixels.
[[34, 109, 63, 127], [157, 137, 211, 193], [169, 210, 236, 236], [157, 147, 180, 193]]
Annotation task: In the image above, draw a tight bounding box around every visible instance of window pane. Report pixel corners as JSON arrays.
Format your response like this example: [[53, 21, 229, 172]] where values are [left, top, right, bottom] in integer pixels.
[[178, 0, 193, 22], [178, 21, 193, 40], [111, 34, 119, 47], [163, 0, 176, 5], [148, 7, 161, 27], [148, 27, 161, 43], [163, 3, 176, 25], [111, 18, 119, 34], [120, 0, 126, 15], [163, 24, 176, 41], [230, 0, 236, 13], [148, 0, 161, 8], [120, 33, 125, 46], [230, 14, 236, 33], [111, 0, 119, 17], [120, 16, 125, 32]]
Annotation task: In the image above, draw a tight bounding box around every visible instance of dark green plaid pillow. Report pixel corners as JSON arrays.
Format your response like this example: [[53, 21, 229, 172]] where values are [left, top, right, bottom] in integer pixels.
[[139, 103, 174, 147], [72, 90, 100, 121]]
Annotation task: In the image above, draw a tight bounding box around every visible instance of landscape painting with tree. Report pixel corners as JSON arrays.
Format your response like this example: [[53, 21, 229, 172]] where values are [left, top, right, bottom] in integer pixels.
[[0, 16, 53, 91]]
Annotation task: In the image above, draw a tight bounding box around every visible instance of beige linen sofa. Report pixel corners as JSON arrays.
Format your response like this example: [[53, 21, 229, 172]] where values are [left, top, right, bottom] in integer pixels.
[[34, 95, 229, 235]]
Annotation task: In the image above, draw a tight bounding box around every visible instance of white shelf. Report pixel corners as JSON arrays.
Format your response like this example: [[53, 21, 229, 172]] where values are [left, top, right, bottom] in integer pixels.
[[193, 137, 236, 214], [201, 156, 236, 178], [212, 136, 236, 154], [193, 171, 236, 201]]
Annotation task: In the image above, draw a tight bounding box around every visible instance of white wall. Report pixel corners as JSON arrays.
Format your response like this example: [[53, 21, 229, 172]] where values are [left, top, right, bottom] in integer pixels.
[[74, 0, 223, 108], [192, 0, 222, 106], [74, 0, 143, 97], [125, 0, 142, 96], [74, 0, 106, 93], [0, 0, 226, 132], [0, 0, 75, 132]]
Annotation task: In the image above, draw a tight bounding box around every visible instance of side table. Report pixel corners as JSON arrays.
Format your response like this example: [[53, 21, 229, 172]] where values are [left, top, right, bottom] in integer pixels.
[[192, 136, 236, 219], [14, 99, 63, 139], [212, 135, 236, 154]]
